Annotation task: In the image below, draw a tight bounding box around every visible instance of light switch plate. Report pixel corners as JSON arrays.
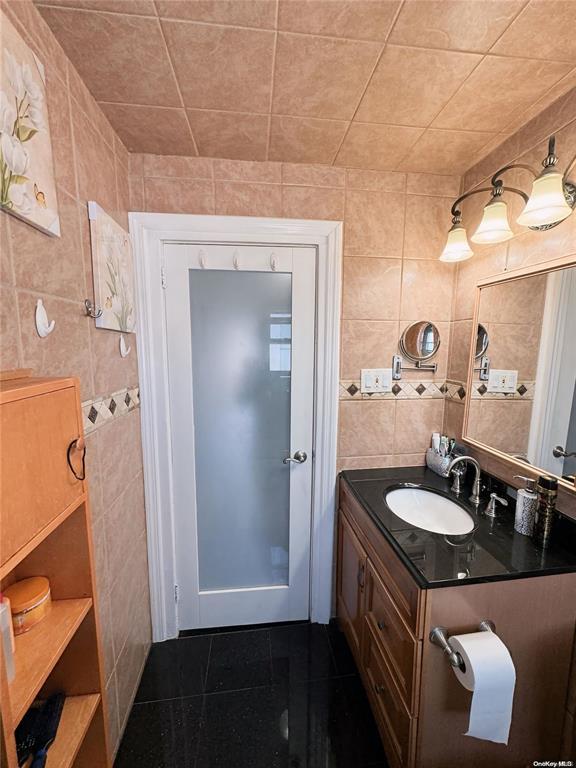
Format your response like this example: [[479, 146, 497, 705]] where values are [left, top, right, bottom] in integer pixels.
[[487, 369, 518, 393], [360, 368, 392, 393]]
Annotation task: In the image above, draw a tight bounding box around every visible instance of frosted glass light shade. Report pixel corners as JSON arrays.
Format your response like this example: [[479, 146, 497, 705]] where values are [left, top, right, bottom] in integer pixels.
[[471, 199, 514, 244], [517, 169, 573, 227], [439, 224, 474, 262]]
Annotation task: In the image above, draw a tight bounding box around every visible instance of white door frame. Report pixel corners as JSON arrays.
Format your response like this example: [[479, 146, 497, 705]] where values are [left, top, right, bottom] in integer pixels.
[[129, 213, 342, 641]]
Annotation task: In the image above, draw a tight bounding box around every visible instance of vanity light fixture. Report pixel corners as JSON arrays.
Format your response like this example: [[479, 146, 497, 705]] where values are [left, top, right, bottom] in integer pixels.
[[439, 135, 576, 261]]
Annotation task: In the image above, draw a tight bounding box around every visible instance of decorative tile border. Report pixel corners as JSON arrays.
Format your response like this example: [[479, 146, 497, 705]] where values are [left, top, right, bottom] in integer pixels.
[[340, 380, 446, 400], [340, 378, 535, 403], [82, 386, 140, 434]]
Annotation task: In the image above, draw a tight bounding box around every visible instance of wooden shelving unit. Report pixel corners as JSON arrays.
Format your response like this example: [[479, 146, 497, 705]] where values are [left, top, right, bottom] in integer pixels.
[[0, 373, 110, 767]]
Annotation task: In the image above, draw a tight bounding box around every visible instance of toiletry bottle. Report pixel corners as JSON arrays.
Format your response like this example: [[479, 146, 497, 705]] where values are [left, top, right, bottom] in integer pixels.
[[533, 475, 558, 548], [513, 475, 537, 536]]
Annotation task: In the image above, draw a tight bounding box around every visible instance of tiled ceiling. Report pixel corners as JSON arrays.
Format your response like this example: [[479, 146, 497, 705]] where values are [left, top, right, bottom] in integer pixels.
[[34, 0, 576, 173]]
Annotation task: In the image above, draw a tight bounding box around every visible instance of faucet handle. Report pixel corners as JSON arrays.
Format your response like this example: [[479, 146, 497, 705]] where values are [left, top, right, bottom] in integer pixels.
[[485, 492, 508, 518]]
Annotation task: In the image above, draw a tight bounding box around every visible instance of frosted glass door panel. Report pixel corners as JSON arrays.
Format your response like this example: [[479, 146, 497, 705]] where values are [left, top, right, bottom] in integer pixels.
[[189, 270, 292, 591]]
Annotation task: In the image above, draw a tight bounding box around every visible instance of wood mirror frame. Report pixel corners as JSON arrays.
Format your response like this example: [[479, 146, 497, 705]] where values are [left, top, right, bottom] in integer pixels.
[[463, 252, 576, 495]]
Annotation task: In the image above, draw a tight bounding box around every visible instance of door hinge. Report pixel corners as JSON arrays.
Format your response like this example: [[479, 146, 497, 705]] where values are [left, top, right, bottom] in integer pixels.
[[161, 265, 167, 289], [174, 584, 179, 603]]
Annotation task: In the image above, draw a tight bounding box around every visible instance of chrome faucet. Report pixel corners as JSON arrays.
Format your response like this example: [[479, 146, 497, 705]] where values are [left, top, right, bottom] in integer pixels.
[[448, 456, 482, 507]]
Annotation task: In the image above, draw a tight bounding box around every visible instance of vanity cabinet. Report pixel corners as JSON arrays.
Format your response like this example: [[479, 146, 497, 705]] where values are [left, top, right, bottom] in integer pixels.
[[336, 513, 366, 662], [337, 477, 576, 768]]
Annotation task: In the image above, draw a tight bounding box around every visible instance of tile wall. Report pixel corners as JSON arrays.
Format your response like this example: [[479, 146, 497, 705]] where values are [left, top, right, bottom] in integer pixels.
[[0, 1, 150, 755], [127, 154, 460, 471]]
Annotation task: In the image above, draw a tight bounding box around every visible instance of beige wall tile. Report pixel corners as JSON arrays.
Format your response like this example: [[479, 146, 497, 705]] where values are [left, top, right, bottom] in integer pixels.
[[269, 116, 348, 164], [338, 400, 396, 457], [406, 173, 460, 198], [214, 159, 281, 183], [390, 0, 526, 53], [97, 587, 115, 683], [188, 110, 269, 162], [215, 181, 282, 217], [0, 286, 21, 370], [18, 292, 94, 399], [144, 178, 215, 213], [72, 107, 118, 214], [337, 453, 425, 472], [163, 21, 275, 113], [47, 70, 77, 198], [273, 33, 381, 120], [106, 472, 147, 586], [400, 260, 455, 322], [448, 319, 473, 382], [143, 154, 213, 179], [156, 0, 276, 27], [453, 244, 508, 321], [278, 0, 401, 41], [342, 257, 402, 320], [100, 104, 196, 156], [357, 45, 481, 127], [282, 185, 344, 220], [491, 0, 576, 63], [109, 532, 149, 662], [394, 398, 444, 454], [41, 1, 156, 15], [96, 409, 143, 509], [37, 7, 182, 106], [404, 194, 454, 260], [340, 320, 398, 379], [344, 189, 405, 258], [443, 399, 465, 441], [115, 605, 149, 734], [336, 123, 424, 171], [479, 273, 546, 325], [105, 672, 120, 757], [90, 328, 139, 396], [128, 175, 145, 210], [283, 164, 346, 188], [10, 190, 86, 301], [68, 62, 117, 149], [346, 168, 405, 192]]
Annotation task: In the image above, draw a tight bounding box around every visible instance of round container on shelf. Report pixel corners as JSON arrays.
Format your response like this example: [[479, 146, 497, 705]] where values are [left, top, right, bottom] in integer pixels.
[[4, 576, 51, 636]]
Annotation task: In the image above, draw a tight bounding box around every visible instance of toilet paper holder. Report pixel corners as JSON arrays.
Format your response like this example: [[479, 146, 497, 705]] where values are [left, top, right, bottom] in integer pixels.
[[429, 620, 495, 672]]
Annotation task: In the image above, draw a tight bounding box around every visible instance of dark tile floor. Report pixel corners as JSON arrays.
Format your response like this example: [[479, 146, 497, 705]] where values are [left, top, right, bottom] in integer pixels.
[[115, 621, 388, 768]]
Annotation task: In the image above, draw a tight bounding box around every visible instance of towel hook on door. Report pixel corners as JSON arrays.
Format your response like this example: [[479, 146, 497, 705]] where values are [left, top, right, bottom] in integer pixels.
[[198, 249, 207, 269], [270, 252, 278, 271], [233, 249, 240, 270]]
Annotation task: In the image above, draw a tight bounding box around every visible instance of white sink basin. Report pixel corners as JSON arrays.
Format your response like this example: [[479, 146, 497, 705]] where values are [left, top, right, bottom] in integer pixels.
[[385, 487, 475, 535]]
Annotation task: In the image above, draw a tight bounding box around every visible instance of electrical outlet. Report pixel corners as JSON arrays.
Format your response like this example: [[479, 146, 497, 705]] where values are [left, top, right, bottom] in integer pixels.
[[360, 369, 392, 393], [487, 369, 518, 393]]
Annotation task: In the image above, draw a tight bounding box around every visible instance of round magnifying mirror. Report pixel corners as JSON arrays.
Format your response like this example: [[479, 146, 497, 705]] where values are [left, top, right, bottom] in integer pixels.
[[475, 324, 489, 359], [399, 321, 440, 362]]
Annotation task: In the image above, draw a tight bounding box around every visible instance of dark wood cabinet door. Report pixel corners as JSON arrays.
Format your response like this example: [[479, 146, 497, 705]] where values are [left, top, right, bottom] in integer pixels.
[[337, 511, 367, 661]]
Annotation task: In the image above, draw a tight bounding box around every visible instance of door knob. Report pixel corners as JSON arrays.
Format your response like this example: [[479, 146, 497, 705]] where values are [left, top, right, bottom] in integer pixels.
[[553, 445, 576, 459], [283, 450, 308, 464]]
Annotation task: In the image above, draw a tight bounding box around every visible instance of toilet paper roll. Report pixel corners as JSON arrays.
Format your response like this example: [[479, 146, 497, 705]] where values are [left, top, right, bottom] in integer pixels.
[[450, 631, 516, 745]]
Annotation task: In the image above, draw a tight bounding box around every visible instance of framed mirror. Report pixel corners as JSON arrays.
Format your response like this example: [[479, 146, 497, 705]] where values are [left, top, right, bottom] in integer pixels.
[[475, 324, 489, 359], [464, 258, 576, 489], [399, 321, 440, 362]]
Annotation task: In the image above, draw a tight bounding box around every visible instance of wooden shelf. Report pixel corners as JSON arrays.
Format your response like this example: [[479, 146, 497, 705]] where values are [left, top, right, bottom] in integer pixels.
[[0, 494, 86, 581], [9, 599, 92, 725], [45, 694, 100, 768]]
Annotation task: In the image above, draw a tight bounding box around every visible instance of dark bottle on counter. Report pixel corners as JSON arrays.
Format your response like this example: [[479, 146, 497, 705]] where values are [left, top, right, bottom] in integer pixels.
[[533, 475, 558, 548]]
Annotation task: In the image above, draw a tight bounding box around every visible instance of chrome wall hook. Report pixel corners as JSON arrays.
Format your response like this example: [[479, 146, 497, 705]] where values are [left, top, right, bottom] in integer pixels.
[[84, 298, 103, 319]]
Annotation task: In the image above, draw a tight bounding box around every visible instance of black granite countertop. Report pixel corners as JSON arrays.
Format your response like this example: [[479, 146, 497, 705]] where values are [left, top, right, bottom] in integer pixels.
[[340, 466, 576, 589]]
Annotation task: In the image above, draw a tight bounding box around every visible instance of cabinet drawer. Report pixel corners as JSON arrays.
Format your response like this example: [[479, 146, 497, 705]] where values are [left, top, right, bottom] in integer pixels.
[[364, 620, 415, 768], [340, 481, 421, 634], [365, 561, 420, 713], [0, 385, 83, 565]]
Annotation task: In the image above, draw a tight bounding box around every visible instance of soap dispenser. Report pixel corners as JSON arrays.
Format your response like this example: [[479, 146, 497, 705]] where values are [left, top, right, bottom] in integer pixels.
[[513, 475, 537, 536]]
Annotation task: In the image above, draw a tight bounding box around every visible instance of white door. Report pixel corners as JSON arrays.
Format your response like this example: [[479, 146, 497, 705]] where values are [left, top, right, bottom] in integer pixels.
[[164, 243, 316, 630]]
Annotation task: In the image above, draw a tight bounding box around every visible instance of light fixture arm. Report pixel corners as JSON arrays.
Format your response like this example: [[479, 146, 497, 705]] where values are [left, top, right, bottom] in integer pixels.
[[449, 183, 528, 224]]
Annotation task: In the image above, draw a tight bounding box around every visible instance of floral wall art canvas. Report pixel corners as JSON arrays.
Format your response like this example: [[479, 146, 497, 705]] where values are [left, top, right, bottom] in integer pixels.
[[88, 201, 136, 333], [1, 16, 60, 236]]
